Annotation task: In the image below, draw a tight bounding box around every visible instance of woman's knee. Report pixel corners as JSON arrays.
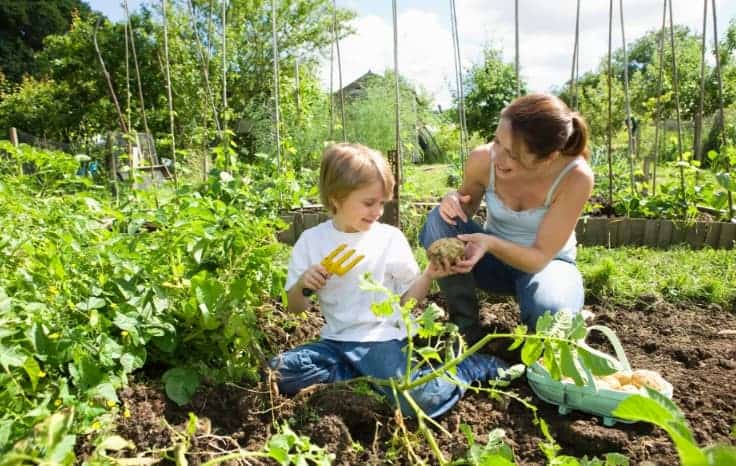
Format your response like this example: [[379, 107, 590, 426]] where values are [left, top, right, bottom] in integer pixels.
[[517, 262, 584, 329], [419, 207, 456, 248], [419, 207, 481, 248]]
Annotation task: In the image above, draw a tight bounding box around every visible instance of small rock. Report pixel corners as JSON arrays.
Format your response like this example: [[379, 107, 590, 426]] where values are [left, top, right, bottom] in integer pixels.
[[717, 358, 736, 370]]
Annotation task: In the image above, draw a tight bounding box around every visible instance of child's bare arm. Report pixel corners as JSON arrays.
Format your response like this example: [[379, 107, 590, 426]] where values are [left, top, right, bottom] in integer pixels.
[[400, 262, 452, 306]]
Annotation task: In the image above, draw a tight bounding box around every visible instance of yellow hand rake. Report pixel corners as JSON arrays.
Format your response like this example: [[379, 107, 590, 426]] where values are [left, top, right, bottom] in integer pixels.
[[302, 243, 365, 296]]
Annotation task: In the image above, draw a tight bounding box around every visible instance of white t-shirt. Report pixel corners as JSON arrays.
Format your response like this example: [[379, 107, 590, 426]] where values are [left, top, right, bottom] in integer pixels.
[[286, 220, 420, 342]]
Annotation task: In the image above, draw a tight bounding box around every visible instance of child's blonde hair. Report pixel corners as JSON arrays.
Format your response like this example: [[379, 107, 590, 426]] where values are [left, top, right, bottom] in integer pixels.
[[319, 143, 395, 214]]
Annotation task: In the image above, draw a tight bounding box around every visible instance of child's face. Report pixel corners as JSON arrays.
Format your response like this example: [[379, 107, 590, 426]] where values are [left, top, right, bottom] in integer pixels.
[[331, 180, 388, 233]]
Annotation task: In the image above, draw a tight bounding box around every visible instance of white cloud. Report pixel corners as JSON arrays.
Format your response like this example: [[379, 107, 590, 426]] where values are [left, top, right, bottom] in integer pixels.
[[321, 0, 736, 107], [320, 10, 456, 107]]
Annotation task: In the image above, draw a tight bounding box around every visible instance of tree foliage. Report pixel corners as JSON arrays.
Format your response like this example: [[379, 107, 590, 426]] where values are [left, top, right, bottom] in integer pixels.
[[0, 0, 91, 83], [460, 46, 524, 140]]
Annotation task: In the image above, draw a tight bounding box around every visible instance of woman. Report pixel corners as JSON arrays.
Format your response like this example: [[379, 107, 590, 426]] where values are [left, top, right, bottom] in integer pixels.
[[420, 93, 594, 343]]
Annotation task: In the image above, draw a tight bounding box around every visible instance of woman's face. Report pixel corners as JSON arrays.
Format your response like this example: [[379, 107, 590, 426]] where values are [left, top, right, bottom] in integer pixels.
[[491, 118, 556, 179], [491, 119, 546, 179]]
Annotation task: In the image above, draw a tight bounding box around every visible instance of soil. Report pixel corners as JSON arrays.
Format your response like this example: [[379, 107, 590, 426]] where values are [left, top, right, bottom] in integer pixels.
[[87, 296, 736, 465]]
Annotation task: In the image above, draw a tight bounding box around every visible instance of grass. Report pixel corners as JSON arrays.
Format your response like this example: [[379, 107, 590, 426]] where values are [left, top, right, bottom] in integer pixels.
[[413, 244, 736, 309], [577, 245, 736, 308], [402, 163, 457, 202]]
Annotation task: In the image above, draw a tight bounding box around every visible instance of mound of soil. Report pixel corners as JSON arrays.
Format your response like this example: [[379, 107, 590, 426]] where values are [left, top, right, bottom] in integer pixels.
[[91, 297, 735, 465]]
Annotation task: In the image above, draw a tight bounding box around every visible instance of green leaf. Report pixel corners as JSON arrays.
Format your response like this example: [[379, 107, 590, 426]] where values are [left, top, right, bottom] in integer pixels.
[[69, 353, 103, 390], [44, 410, 74, 454], [0, 344, 26, 370], [560, 343, 584, 386], [715, 172, 734, 192], [416, 347, 441, 363], [507, 325, 527, 351], [0, 288, 10, 313], [97, 435, 134, 452], [26, 323, 50, 356], [120, 348, 146, 373], [417, 304, 444, 338], [613, 391, 707, 465], [47, 434, 76, 463], [90, 381, 119, 403], [99, 335, 123, 366], [77, 297, 106, 311], [0, 419, 12, 450], [577, 347, 617, 376], [521, 339, 543, 366], [704, 445, 736, 465], [535, 312, 555, 333], [23, 356, 44, 391], [162, 367, 200, 406]]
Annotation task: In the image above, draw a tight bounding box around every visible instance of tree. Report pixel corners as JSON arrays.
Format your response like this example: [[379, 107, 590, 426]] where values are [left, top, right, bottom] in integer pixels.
[[341, 70, 436, 162], [0, 0, 91, 83], [460, 46, 523, 140]]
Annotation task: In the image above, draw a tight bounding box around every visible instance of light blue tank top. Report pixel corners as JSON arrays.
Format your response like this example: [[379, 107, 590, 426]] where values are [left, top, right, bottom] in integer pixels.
[[483, 156, 581, 262]]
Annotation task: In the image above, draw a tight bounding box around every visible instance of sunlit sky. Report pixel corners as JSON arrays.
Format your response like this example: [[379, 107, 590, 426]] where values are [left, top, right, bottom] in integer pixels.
[[90, 1, 736, 107]]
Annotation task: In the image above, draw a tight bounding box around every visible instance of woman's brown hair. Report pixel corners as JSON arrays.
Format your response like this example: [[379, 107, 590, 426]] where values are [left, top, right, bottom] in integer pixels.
[[501, 93, 589, 160]]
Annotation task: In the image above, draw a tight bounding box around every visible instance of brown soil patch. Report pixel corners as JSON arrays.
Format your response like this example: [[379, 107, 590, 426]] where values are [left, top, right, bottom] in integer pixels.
[[89, 298, 736, 465]]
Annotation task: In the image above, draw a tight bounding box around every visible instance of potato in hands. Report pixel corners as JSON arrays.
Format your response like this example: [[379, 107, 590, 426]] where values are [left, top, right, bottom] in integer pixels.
[[427, 238, 466, 267]]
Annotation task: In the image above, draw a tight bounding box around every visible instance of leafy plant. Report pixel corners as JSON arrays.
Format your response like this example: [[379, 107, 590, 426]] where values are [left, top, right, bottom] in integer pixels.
[[613, 389, 736, 466]]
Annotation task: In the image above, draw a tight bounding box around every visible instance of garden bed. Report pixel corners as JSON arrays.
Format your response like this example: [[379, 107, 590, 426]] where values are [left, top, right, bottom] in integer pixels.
[[87, 296, 736, 464]]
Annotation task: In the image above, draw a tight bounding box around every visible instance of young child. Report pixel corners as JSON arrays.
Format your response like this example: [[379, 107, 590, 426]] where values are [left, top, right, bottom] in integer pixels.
[[270, 143, 507, 418]]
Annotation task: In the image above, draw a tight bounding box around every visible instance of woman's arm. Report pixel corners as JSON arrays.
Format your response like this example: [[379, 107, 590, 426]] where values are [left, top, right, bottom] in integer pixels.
[[440, 146, 491, 223], [458, 165, 593, 274]]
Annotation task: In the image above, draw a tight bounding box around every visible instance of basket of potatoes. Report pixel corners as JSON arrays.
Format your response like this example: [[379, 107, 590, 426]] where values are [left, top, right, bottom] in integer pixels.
[[526, 325, 673, 427]]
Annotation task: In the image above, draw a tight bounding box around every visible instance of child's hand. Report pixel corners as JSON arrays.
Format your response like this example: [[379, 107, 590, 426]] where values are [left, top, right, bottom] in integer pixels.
[[425, 259, 454, 280], [299, 264, 331, 293]]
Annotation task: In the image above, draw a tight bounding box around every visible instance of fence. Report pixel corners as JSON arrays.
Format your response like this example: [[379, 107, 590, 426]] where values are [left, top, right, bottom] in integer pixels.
[[277, 205, 736, 250]]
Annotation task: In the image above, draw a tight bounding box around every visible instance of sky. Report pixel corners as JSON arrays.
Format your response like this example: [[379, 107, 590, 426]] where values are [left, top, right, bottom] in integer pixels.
[[90, 1, 736, 107]]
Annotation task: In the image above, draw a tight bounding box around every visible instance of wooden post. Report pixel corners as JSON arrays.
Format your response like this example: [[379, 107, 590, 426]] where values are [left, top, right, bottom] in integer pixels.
[[9, 127, 18, 147], [9, 127, 22, 176], [381, 149, 400, 227]]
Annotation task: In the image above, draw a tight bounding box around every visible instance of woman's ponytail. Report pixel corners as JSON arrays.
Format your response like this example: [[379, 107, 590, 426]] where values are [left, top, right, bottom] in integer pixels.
[[561, 113, 589, 159]]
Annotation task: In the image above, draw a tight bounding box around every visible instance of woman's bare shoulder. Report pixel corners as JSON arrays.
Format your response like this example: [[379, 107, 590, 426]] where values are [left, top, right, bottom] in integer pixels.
[[466, 144, 492, 174], [560, 157, 594, 198]]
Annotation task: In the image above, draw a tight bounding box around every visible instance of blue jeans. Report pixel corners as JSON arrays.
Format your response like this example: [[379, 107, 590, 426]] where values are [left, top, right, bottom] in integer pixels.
[[419, 207, 583, 330], [270, 338, 507, 418]]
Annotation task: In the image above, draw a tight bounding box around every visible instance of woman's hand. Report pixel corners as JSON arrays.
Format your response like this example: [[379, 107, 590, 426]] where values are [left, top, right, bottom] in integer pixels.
[[439, 191, 472, 225], [454, 233, 494, 273]]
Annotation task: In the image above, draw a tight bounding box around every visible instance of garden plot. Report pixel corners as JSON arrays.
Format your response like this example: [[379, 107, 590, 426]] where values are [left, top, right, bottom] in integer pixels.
[[88, 296, 736, 465]]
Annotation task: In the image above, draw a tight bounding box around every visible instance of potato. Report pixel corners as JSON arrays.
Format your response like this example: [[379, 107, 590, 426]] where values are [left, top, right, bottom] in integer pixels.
[[619, 384, 641, 393], [631, 369, 668, 392], [427, 238, 466, 266], [597, 374, 622, 390], [612, 371, 632, 385]]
